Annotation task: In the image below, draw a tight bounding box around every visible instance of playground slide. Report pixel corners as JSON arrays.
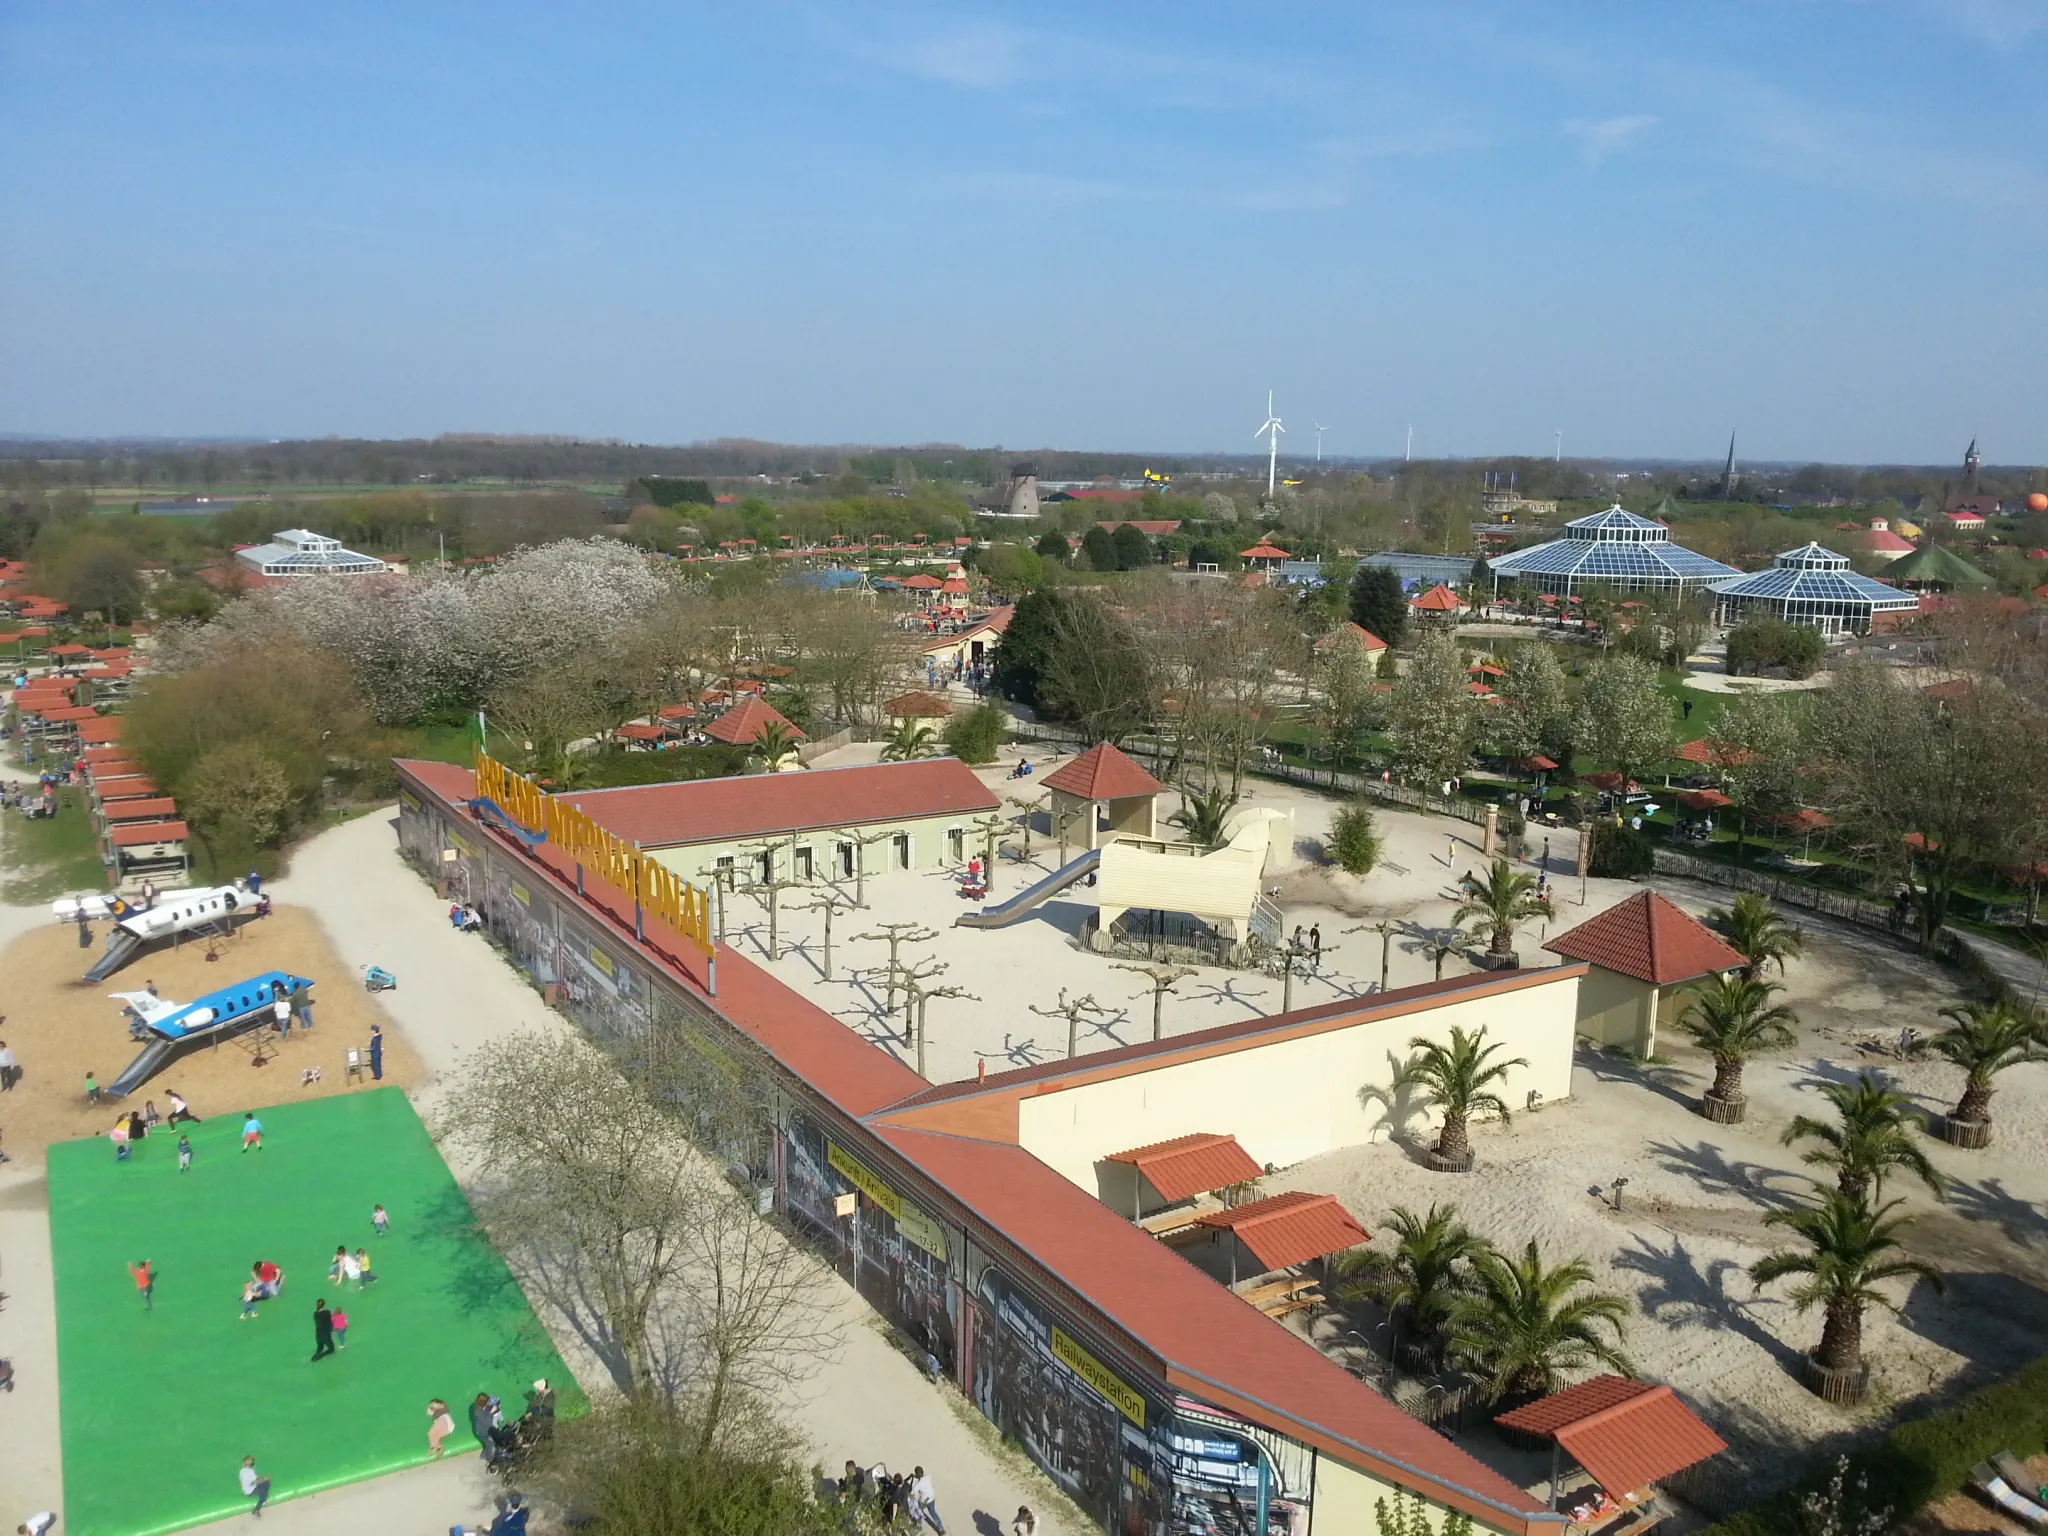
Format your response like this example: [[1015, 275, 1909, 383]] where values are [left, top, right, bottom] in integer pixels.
[[105, 1037, 177, 1100], [955, 849, 1101, 930], [83, 929, 144, 985]]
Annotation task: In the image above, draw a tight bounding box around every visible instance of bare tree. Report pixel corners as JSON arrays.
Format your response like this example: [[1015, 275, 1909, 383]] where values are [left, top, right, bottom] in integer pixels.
[[896, 958, 978, 1077], [1031, 989, 1111, 1059], [794, 884, 858, 980], [735, 834, 806, 961], [853, 922, 938, 1020], [1114, 962, 1196, 1041]]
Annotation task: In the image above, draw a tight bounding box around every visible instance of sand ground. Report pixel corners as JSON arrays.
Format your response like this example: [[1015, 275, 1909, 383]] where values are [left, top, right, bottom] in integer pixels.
[[0, 905, 423, 1165]]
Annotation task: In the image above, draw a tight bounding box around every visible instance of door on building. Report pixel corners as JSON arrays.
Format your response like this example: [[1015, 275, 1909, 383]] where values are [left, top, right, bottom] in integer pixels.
[[795, 846, 815, 882], [947, 828, 965, 863], [894, 833, 911, 870]]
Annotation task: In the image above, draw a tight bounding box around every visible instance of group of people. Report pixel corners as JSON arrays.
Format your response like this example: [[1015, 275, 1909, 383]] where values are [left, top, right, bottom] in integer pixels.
[[1288, 923, 1325, 967], [833, 1463, 989, 1533], [429, 1380, 556, 1473]]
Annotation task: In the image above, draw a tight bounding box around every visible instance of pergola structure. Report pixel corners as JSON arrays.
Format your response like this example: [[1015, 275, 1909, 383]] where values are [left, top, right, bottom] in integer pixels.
[[1191, 1191, 1368, 1288], [1044, 743, 1163, 859], [1495, 1376, 1726, 1516], [1103, 1131, 1264, 1220]]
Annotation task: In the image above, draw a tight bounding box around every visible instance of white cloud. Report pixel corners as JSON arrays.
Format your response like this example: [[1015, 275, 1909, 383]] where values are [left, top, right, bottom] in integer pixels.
[[1564, 114, 1660, 164]]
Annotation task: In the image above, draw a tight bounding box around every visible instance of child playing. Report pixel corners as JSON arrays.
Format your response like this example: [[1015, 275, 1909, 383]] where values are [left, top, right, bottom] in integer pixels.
[[240, 1282, 260, 1320], [331, 1305, 349, 1350], [86, 1071, 100, 1104], [372, 1203, 389, 1236], [356, 1247, 377, 1285], [177, 1134, 192, 1172], [329, 1246, 347, 1286], [111, 1120, 130, 1161], [341, 1248, 362, 1286], [241, 1112, 263, 1152]]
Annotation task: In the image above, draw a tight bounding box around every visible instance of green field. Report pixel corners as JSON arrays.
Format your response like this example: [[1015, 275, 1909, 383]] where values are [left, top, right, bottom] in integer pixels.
[[50, 1088, 575, 1536], [0, 784, 106, 902]]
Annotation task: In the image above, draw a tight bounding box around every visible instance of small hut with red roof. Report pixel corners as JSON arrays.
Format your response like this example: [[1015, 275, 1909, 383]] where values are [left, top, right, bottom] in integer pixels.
[[1042, 742, 1164, 855], [1543, 891, 1745, 1057]]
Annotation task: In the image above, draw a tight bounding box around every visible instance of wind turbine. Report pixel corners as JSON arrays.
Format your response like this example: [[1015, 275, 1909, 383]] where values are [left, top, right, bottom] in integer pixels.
[[1313, 421, 1327, 462], [1404, 424, 1413, 461], [1255, 392, 1285, 498]]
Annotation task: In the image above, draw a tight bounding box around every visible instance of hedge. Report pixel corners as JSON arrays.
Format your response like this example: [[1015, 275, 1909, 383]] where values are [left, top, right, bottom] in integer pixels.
[[1698, 1351, 2048, 1536]]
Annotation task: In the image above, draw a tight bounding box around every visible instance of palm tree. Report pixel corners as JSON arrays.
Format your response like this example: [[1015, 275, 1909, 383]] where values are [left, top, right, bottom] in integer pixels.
[[1445, 1241, 1633, 1402], [1330, 1203, 1493, 1367], [1714, 893, 1804, 981], [1780, 1076, 1943, 1204], [1386, 1025, 1529, 1167], [1924, 1001, 2048, 1132], [1678, 975, 1798, 1119], [880, 718, 937, 762], [1749, 1192, 1943, 1384], [1452, 857, 1553, 962], [1168, 784, 1235, 851], [747, 720, 799, 773]]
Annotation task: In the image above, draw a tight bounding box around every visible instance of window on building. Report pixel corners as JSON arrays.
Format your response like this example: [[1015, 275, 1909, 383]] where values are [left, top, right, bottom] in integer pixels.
[[715, 855, 735, 887], [757, 850, 775, 884], [893, 833, 911, 870], [795, 846, 814, 881], [838, 843, 855, 879], [947, 828, 965, 862]]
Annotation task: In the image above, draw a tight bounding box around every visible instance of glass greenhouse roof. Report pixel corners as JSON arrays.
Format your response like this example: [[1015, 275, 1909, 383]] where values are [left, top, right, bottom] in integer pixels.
[[1710, 544, 1917, 610], [1487, 505, 1739, 588]]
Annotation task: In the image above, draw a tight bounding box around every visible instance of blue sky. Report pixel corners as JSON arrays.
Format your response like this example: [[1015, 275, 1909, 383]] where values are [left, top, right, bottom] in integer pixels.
[[3, 2, 2044, 462]]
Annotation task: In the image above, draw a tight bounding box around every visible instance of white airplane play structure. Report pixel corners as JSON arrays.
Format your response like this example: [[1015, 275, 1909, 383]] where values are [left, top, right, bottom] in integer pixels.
[[57, 886, 257, 984]]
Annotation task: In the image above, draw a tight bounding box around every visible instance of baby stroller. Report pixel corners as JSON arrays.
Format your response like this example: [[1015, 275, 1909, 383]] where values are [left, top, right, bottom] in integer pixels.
[[362, 964, 398, 992]]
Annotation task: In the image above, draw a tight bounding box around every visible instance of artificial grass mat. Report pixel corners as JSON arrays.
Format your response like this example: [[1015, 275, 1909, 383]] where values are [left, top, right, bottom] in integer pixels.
[[50, 1086, 576, 1536]]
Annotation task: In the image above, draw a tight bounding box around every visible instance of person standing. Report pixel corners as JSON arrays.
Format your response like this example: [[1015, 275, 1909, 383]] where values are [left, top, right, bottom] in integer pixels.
[[908, 1467, 945, 1534], [470, 1393, 498, 1462], [1309, 924, 1322, 969], [371, 1203, 389, 1236], [310, 1299, 335, 1361], [355, 1248, 377, 1285], [367, 1024, 384, 1082], [1012, 1508, 1037, 1536], [241, 1113, 263, 1153], [128, 1259, 154, 1311], [76, 911, 91, 950], [85, 1071, 100, 1105], [239, 1456, 271, 1517], [330, 1305, 349, 1351], [246, 867, 261, 896], [177, 1134, 193, 1173], [0, 1038, 16, 1091], [271, 989, 291, 1039]]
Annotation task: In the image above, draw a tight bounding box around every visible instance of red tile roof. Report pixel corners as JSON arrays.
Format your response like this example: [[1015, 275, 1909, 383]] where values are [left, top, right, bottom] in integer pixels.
[[80, 746, 130, 766], [939, 577, 968, 595], [76, 718, 124, 744], [1676, 789, 1732, 810], [882, 691, 953, 719], [33, 705, 96, 723], [615, 723, 671, 741], [93, 777, 158, 799], [1194, 1191, 1370, 1271], [1314, 622, 1387, 653], [901, 574, 945, 590], [868, 1125, 1542, 1523], [100, 797, 179, 822], [1239, 542, 1290, 560], [703, 696, 804, 746], [1042, 742, 1162, 801], [1411, 583, 1463, 612], [565, 758, 999, 849], [1543, 891, 1745, 986], [657, 703, 697, 720], [1104, 1133, 1264, 1203], [1671, 738, 1755, 768], [1499, 1378, 1725, 1497], [109, 820, 189, 846]]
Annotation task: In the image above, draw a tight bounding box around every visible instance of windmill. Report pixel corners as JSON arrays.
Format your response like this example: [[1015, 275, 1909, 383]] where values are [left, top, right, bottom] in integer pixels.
[[1256, 392, 1285, 497], [1313, 421, 1327, 462]]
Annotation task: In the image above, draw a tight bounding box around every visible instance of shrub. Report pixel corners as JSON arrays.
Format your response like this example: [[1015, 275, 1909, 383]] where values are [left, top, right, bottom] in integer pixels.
[[1726, 618, 1826, 679], [943, 703, 1007, 765], [1587, 819, 1655, 879], [1328, 800, 1383, 876], [578, 746, 749, 788], [1698, 1350, 2048, 1536]]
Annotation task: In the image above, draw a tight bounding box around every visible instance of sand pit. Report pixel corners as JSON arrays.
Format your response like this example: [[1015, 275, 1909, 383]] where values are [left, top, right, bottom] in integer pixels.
[[0, 903, 423, 1165]]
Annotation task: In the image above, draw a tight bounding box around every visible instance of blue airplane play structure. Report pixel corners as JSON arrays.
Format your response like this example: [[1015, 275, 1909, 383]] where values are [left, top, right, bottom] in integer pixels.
[[104, 969, 315, 1100]]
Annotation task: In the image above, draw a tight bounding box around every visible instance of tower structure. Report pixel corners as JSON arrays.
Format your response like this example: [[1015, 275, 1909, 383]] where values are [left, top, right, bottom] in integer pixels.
[[1963, 437, 1981, 494]]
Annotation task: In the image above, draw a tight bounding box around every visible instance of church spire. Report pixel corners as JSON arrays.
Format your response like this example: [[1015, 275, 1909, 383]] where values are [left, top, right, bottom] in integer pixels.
[[1717, 431, 1736, 500], [1963, 437, 1981, 494]]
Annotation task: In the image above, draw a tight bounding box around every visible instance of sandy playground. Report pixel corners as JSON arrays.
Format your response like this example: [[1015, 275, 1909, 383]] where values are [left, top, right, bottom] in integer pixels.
[[0, 903, 423, 1164]]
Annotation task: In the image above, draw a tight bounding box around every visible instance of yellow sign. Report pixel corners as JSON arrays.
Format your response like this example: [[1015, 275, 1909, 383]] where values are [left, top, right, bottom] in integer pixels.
[[896, 1201, 949, 1262], [399, 790, 421, 812], [472, 753, 711, 955], [1051, 1326, 1146, 1428], [827, 1141, 900, 1220], [588, 944, 615, 977], [448, 831, 475, 857], [510, 881, 530, 907]]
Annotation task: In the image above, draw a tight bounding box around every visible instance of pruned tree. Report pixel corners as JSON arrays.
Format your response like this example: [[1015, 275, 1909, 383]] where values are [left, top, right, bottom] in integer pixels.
[[794, 884, 858, 981], [735, 835, 806, 961], [897, 959, 978, 1077], [1030, 989, 1111, 1059], [1114, 962, 1197, 1042], [852, 922, 938, 1020]]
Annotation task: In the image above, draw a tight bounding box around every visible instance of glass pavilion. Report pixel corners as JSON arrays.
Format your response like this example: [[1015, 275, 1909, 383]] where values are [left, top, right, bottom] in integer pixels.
[[1484, 506, 1739, 596], [1709, 542, 1919, 635], [231, 527, 388, 578]]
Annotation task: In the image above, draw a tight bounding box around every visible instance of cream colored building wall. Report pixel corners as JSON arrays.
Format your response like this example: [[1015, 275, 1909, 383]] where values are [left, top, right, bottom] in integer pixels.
[[1017, 972, 1580, 1192], [1097, 840, 1260, 927], [1310, 1455, 1525, 1536], [1572, 964, 1655, 1055], [647, 811, 976, 888]]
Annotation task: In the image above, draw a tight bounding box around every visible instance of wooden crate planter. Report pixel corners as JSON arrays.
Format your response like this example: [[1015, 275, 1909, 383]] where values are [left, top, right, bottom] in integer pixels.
[[1801, 1354, 1870, 1406], [1699, 1091, 1747, 1125], [1937, 1115, 1991, 1149]]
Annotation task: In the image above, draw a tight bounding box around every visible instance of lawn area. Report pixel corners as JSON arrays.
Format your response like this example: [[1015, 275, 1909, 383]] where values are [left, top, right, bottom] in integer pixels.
[[50, 1088, 576, 1536], [0, 784, 106, 902], [1659, 670, 1726, 742], [383, 720, 476, 766]]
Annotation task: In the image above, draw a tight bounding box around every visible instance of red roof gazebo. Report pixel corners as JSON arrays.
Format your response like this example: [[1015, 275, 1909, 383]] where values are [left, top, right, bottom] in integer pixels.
[[1042, 743, 1165, 854], [1543, 892, 1746, 1057], [1495, 1376, 1726, 1515]]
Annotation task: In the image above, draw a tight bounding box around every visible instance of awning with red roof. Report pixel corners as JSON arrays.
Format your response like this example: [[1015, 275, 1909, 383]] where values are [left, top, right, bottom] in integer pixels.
[[77, 718, 124, 743], [1495, 1377, 1725, 1498], [1676, 789, 1732, 811], [1671, 738, 1755, 768], [616, 723, 671, 742], [100, 797, 179, 822], [1194, 1192, 1368, 1272], [1771, 808, 1832, 833], [109, 820, 189, 847], [1105, 1133, 1263, 1203], [1525, 756, 1559, 772]]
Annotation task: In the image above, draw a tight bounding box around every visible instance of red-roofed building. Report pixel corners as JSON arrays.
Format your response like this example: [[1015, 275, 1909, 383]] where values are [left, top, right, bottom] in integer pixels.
[[922, 606, 1012, 674], [106, 818, 190, 890], [1496, 1378, 1725, 1503], [882, 690, 953, 721], [1193, 1192, 1370, 1284], [1544, 891, 1745, 1056], [1044, 743, 1164, 852], [1410, 583, 1464, 616], [392, 757, 1579, 1536], [76, 717, 124, 745], [1103, 1132, 1264, 1214], [1239, 541, 1290, 572], [1313, 622, 1388, 657], [702, 696, 804, 750]]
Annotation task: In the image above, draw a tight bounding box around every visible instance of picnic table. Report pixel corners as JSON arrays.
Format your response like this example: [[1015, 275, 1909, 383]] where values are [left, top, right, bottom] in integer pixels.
[[1235, 1275, 1324, 1318]]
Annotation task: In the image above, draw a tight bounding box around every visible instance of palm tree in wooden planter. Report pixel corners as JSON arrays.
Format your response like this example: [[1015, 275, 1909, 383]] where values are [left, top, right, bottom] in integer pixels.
[[1446, 1240, 1634, 1405], [1452, 857, 1553, 969], [1678, 975, 1798, 1123], [1749, 1191, 1943, 1404], [1383, 1025, 1528, 1172], [1330, 1202, 1493, 1370], [1781, 1075, 1943, 1204], [1921, 1001, 2048, 1148], [1713, 892, 1804, 981]]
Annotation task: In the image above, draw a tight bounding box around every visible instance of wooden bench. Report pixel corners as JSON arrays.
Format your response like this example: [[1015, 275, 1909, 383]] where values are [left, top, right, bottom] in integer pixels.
[[1137, 1208, 1209, 1242], [1237, 1277, 1323, 1316]]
